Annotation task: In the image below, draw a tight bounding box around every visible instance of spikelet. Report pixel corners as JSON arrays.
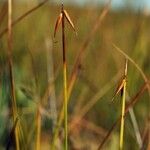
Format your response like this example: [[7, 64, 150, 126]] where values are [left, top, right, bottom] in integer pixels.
[[111, 78, 126, 102], [111, 59, 128, 102], [63, 9, 76, 32]]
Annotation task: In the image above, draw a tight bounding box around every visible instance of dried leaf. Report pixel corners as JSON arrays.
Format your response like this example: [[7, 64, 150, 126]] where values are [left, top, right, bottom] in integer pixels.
[[54, 13, 63, 37], [111, 78, 126, 102], [63, 9, 76, 32]]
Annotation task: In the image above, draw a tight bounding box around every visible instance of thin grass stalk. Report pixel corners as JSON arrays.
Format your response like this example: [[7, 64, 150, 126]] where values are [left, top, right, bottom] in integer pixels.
[[119, 81, 126, 149], [126, 93, 143, 148], [7, 0, 19, 149], [111, 51, 142, 148], [112, 44, 150, 149], [97, 82, 148, 150], [119, 59, 128, 150], [35, 106, 41, 150], [52, 2, 110, 146], [61, 5, 68, 150], [52, 3, 75, 149]]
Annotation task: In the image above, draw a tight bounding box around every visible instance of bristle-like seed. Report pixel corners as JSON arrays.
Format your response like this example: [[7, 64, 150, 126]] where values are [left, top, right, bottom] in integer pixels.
[[54, 13, 63, 37], [111, 78, 126, 101], [63, 10, 76, 32]]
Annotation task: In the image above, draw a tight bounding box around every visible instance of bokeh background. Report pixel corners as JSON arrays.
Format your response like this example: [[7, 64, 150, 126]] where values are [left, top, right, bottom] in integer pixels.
[[0, 0, 150, 149]]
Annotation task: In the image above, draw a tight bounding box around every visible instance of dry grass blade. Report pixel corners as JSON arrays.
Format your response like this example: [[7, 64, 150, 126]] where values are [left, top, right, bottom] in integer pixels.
[[125, 83, 148, 113], [63, 9, 76, 32], [126, 93, 143, 148], [54, 13, 63, 37], [97, 82, 148, 150], [97, 118, 120, 150], [0, 0, 48, 39]]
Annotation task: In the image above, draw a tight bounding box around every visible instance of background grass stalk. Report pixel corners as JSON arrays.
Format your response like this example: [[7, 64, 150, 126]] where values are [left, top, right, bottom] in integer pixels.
[[119, 60, 128, 150], [35, 106, 41, 150], [8, 0, 19, 149], [61, 5, 68, 150]]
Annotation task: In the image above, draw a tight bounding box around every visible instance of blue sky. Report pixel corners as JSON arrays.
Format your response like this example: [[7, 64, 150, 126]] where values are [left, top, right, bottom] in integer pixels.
[[1, 0, 150, 10], [59, 0, 150, 10]]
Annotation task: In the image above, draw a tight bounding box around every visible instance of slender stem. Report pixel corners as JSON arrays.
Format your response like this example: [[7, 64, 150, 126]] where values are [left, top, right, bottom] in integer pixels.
[[119, 59, 128, 150], [36, 106, 41, 150], [62, 5, 68, 150], [119, 82, 126, 150], [63, 62, 68, 150], [8, 0, 19, 149], [51, 3, 110, 147]]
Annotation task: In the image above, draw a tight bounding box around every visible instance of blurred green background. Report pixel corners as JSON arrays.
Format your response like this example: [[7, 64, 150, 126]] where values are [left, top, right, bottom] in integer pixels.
[[0, 0, 150, 149]]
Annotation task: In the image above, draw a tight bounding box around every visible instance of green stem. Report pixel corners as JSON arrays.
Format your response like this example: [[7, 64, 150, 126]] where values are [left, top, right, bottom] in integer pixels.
[[119, 59, 128, 150], [63, 62, 68, 150], [119, 82, 126, 150]]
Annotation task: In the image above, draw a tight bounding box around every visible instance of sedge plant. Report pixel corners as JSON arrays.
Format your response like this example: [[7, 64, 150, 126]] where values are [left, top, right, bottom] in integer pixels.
[[52, 4, 76, 150], [51, 2, 110, 149], [111, 59, 128, 150]]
